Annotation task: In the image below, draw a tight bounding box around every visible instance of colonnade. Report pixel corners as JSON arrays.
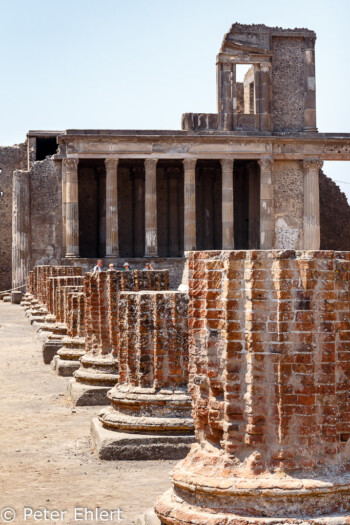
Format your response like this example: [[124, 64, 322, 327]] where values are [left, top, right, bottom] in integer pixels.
[[62, 157, 321, 257]]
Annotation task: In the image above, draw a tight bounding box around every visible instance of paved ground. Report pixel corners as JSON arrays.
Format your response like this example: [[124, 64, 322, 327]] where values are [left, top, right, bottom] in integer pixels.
[[0, 302, 175, 525]]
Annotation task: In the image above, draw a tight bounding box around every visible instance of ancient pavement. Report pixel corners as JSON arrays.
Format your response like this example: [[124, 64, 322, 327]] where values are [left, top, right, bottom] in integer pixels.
[[0, 302, 174, 524]]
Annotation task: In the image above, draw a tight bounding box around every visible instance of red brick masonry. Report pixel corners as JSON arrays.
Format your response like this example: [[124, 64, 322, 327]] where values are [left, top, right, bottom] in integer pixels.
[[155, 250, 350, 524]]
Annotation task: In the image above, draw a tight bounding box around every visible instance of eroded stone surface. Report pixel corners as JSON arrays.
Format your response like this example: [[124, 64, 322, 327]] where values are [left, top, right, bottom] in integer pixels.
[[155, 250, 350, 524]]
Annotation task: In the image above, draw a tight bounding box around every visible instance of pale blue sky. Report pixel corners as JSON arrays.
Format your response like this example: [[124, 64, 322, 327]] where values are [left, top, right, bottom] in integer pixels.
[[1, 0, 349, 198]]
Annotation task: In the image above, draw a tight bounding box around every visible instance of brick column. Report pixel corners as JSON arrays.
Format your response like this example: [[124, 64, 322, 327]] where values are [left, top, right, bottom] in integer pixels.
[[105, 158, 119, 258], [221, 159, 234, 249], [303, 160, 322, 250], [64, 158, 80, 257], [144, 158, 158, 257], [259, 157, 274, 249], [156, 250, 350, 524], [97, 289, 194, 459], [183, 158, 197, 252], [303, 37, 317, 132]]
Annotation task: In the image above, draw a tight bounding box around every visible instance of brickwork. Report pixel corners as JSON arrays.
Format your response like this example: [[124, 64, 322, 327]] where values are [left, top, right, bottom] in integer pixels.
[[0, 143, 27, 291], [155, 250, 350, 524], [66, 291, 85, 339], [72, 269, 170, 390]]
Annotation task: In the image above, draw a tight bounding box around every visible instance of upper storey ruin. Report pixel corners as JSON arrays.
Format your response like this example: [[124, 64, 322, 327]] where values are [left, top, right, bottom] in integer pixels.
[[182, 23, 317, 133]]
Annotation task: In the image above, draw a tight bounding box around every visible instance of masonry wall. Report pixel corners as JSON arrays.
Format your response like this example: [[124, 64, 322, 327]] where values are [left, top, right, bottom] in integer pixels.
[[320, 170, 350, 250], [274, 160, 304, 249], [0, 143, 27, 291], [272, 37, 305, 132], [30, 158, 62, 268]]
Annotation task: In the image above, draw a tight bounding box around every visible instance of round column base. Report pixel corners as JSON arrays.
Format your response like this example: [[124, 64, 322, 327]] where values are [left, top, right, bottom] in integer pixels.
[[73, 354, 118, 387], [155, 445, 350, 524]]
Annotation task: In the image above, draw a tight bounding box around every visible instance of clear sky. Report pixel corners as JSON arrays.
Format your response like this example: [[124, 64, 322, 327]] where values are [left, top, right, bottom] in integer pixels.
[[1, 0, 349, 199]]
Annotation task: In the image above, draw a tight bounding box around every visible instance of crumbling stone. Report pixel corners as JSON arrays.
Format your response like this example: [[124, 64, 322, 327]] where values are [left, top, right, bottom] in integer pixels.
[[69, 270, 170, 406], [155, 250, 350, 524], [93, 288, 194, 460]]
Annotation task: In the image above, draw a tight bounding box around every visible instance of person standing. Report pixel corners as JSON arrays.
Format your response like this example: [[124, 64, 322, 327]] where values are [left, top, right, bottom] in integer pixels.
[[93, 259, 103, 272]]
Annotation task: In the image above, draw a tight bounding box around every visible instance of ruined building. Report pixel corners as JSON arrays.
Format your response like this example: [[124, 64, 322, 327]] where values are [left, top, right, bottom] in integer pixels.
[[1, 23, 350, 293]]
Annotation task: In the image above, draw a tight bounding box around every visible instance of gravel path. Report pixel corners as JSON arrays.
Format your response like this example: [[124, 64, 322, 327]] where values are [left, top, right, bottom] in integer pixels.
[[0, 302, 175, 524]]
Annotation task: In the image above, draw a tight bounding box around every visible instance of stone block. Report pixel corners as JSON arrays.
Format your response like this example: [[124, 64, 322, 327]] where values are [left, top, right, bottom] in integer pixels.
[[91, 418, 194, 460]]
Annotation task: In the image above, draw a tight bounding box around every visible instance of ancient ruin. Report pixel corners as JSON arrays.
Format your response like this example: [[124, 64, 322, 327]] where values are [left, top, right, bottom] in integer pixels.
[[155, 250, 350, 523], [1, 20, 350, 525]]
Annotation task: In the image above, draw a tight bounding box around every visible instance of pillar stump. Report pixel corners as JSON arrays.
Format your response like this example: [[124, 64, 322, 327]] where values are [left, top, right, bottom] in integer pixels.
[[52, 289, 85, 376], [68, 272, 119, 406], [155, 250, 350, 524], [92, 289, 194, 460]]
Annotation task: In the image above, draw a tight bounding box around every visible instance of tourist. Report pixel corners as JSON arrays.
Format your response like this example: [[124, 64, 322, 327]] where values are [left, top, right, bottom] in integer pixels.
[[93, 259, 103, 272], [143, 262, 154, 270], [123, 262, 133, 271], [107, 263, 115, 271]]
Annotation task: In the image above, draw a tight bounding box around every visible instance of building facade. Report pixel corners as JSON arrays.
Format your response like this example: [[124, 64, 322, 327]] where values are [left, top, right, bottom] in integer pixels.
[[1, 23, 350, 291]]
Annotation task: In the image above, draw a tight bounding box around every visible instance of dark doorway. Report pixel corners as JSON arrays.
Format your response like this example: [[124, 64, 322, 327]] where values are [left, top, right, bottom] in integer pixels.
[[118, 161, 145, 258], [157, 160, 184, 257], [234, 160, 260, 249], [196, 160, 222, 250], [78, 160, 106, 258]]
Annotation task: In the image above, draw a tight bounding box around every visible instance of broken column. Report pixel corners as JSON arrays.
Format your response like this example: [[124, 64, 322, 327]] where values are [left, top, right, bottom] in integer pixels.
[[69, 269, 170, 406], [92, 288, 194, 459], [155, 250, 350, 524], [68, 271, 119, 406], [52, 290, 85, 376], [42, 274, 83, 363]]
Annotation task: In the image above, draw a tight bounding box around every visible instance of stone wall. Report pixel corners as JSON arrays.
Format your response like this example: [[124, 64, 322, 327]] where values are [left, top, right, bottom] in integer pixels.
[[0, 143, 27, 291], [274, 160, 304, 249], [272, 37, 305, 132], [320, 169, 350, 250], [30, 158, 62, 267]]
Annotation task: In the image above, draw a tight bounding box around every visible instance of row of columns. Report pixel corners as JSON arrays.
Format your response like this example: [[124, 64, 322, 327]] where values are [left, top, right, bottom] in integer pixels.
[[62, 156, 321, 258]]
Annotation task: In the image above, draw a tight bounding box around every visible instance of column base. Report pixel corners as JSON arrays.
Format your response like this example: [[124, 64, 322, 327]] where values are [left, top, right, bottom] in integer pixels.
[[51, 356, 81, 377], [155, 444, 350, 525], [42, 336, 63, 364], [65, 254, 81, 258], [52, 337, 85, 377], [67, 378, 113, 406], [91, 418, 194, 461]]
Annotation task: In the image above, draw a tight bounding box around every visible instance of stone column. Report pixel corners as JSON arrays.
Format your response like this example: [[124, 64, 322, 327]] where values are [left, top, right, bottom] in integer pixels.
[[303, 160, 322, 250], [12, 170, 30, 290], [62, 161, 67, 257], [259, 157, 274, 249], [303, 38, 317, 132], [64, 158, 80, 257], [144, 158, 158, 257], [256, 62, 272, 131], [105, 158, 119, 258], [183, 158, 197, 252], [217, 61, 236, 131], [220, 159, 234, 249]]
